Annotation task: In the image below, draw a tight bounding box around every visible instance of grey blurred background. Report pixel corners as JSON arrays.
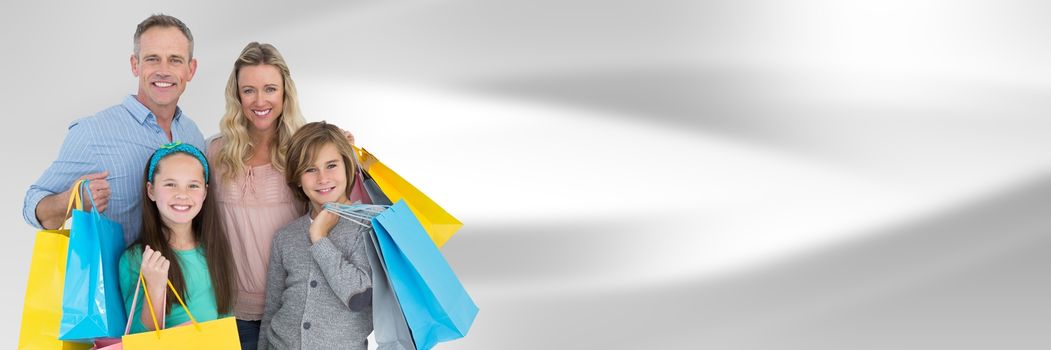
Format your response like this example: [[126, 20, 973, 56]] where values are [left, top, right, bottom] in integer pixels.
[[3, 1, 1050, 349]]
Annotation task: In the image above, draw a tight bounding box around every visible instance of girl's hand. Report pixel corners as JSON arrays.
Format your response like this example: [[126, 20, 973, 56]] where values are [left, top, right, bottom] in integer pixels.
[[309, 209, 340, 244], [140, 245, 170, 285]]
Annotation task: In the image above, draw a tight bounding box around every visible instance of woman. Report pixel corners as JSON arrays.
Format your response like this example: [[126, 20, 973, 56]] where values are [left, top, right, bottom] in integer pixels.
[[206, 42, 308, 350]]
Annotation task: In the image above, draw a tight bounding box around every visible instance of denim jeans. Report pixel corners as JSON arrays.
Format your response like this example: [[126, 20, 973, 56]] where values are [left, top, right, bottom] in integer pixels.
[[237, 319, 261, 350]]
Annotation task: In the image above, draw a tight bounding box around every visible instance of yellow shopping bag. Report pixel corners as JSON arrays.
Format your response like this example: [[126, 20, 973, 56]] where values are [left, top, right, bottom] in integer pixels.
[[355, 146, 462, 248], [120, 274, 239, 349], [18, 180, 91, 350]]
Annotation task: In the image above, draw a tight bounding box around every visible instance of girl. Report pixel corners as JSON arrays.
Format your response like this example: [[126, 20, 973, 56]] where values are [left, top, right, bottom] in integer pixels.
[[260, 122, 373, 349], [118, 142, 237, 333]]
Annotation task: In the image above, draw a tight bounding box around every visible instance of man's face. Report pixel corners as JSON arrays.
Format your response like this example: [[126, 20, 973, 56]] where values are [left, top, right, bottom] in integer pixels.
[[131, 26, 196, 114]]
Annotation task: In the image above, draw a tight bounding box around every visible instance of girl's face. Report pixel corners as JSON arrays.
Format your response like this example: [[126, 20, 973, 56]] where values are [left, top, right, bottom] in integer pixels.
[[147, 153, 207, 227], [237, 64, 284, 134], [299, 142, 350, 212]]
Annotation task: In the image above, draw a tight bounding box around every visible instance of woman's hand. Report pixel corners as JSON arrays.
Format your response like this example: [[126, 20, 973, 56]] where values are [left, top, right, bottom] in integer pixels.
[[309, 209, 340, 244], [341, 129, 355, 145], [140, 245, 170, 285]]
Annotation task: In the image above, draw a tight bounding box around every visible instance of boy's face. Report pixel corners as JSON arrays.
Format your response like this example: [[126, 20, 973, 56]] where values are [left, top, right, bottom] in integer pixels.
[[299, 142, 350, 211]]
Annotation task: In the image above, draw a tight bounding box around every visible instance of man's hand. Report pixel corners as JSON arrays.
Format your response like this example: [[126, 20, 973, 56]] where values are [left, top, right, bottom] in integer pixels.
[[79, 171, 111, 213], [36, 170, 110, 229]]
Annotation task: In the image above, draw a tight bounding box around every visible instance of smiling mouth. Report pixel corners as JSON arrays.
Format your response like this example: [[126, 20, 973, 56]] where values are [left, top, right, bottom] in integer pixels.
[[153, 82, 175, 88], [170, 204, 192, 212], [316, 186, 336, 195], [253, 108, 272, 116]]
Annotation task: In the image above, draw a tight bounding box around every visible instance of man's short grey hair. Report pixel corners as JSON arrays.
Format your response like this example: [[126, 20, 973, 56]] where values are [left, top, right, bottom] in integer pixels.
[[133, 14, 194, 59]]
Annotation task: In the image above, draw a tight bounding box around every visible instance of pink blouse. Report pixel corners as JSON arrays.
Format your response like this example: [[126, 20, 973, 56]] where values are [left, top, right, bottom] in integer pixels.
[[207, 138, 306, 320]]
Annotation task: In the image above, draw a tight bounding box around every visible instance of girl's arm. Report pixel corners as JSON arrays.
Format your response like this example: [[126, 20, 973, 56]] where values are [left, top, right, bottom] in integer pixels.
[[139, 245, 170, 331], [119, 246, 169, 332], [259, 235, 288, 350], [118, 250, 143, 332], [311, 223, 372, 309]]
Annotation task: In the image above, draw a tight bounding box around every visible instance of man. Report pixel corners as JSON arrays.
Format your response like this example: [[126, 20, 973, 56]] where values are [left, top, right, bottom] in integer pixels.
[[23, 14, 205, 245]]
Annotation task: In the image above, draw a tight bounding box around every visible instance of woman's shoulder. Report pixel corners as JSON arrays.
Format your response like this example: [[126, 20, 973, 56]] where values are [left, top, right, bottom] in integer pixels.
[[205, 135, 224, 158]]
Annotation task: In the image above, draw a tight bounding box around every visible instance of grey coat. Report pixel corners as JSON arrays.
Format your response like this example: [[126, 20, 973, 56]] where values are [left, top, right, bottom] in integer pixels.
[[259, 214, 373, 350]]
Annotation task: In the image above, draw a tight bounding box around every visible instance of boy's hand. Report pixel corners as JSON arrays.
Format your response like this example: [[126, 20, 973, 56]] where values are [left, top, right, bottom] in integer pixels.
[[309, 208, 340, 244]]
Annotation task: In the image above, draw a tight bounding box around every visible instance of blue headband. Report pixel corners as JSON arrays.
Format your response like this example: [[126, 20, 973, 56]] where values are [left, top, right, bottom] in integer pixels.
[[147, 142, 210, 183]]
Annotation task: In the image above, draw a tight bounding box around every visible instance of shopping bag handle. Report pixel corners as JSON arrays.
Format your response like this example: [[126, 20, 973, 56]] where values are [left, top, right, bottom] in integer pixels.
[[139, 272, 202, 339], [61, 179, 86, 228], [122, 272, 163, 336], [323, 202, 388, 228], [79, 179, 106, 219], [352, 145, 378, 171]]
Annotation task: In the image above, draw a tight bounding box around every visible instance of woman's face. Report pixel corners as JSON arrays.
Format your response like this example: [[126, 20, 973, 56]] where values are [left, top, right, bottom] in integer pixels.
[[237, 64, 284, 134]]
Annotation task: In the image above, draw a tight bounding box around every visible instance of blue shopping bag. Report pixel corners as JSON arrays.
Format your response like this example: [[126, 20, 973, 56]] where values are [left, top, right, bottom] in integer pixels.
[[58, 180, 127, 341], [325, 203, 416, 350], [363, 223, 417, 350], [372, 200, 477, 350]]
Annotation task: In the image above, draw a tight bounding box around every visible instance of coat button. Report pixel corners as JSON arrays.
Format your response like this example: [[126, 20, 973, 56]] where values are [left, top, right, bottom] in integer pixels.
[[310, 280, 318, 288], [303, 322, 311, 330]]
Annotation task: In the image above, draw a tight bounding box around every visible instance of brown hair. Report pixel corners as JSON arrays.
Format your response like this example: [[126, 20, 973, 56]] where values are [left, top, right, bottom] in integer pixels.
[[216, 42, 306, 181], [133, 14, 194, 58], [128, 150, 236, 314], [284, 121, 358, 204]]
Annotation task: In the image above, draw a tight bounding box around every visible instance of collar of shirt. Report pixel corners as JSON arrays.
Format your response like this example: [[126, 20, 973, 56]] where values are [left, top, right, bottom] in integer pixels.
[[121, 94, 184, 128]]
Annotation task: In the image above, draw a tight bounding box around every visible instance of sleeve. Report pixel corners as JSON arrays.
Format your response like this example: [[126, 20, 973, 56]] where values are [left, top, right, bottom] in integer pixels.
[[259, 232, 287, 350], [119, 247, 151, 334], [23, 119, 100, 228], [310, 223, 372, 309], [184, 117, 207, 151]]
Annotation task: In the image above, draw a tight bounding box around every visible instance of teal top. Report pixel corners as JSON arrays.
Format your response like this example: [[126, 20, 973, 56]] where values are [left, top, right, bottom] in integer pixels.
[[118, 245, 230, 333]]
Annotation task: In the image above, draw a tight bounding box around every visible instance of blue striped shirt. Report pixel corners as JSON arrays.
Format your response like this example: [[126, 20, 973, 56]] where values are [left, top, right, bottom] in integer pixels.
[[23, 95, 205, 245]]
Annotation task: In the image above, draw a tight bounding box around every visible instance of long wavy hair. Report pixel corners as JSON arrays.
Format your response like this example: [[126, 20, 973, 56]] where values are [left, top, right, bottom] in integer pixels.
[[216, 42, 306, 181], [127, 150, 237, 314]]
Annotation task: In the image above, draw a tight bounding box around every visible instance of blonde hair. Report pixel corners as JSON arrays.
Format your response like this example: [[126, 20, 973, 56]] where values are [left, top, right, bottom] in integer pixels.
[[216, 42, 306, 181], [285, 121, 358, 204]]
